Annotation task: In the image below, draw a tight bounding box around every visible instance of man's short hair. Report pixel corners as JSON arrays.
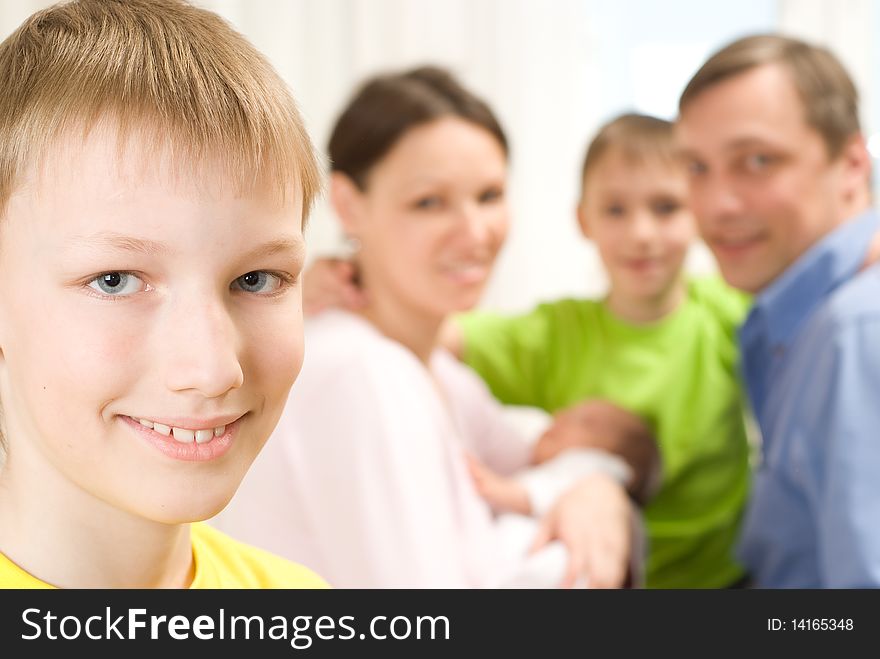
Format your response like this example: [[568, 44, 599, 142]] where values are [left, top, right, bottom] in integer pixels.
[[679, 34, 860, 157]]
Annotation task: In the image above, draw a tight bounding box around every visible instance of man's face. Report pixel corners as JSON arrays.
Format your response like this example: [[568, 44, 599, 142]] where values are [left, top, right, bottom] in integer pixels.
[[677, 63, 861, 293]]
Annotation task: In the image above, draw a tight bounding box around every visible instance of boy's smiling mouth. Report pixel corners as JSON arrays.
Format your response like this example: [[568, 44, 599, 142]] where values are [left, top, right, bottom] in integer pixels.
[[620, 256, 665, 274], [130, 417, 231, 444], [120, 414, 246, 461]]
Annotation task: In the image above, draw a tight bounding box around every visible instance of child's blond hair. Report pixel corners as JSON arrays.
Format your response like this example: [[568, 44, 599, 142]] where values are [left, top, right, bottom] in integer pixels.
[[0, 0, 321, 221], [580, 113, 680, 196]]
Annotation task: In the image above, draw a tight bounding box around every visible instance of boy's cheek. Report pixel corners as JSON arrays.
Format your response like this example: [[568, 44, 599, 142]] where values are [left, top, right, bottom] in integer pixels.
[[261, 333, 304, 398], [51, 306, 143, 375], [10, 308, 140, 414], [247, 310, 305, 380]]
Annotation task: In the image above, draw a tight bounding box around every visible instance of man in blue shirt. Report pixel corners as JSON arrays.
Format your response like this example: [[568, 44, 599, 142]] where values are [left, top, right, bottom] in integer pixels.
[[676, 35, 880, 587]]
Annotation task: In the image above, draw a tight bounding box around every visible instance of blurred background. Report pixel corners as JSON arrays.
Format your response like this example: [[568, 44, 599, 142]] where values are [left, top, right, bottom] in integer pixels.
[[2, 0, 876, 312]]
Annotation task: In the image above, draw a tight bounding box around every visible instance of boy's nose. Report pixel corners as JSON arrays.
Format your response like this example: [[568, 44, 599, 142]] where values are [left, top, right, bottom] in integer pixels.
[[630, 210, 659, 242], [162, 296, 244, 398]]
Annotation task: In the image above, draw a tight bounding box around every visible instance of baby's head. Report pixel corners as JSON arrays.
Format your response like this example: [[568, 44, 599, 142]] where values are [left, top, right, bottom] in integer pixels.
[[0, 0, 320, 522], [577, 114, 695, 316]]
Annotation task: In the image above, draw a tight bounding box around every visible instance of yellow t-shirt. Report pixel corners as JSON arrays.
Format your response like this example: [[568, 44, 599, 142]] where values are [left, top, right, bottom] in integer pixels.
[[0, 523, 328, 589]]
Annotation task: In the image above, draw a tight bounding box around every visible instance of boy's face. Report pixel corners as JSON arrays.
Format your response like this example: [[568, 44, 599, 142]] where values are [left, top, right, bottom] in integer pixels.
[[677, 63, 863, 293], [0, 126, 306, 524], [578, 151, 695, 305]]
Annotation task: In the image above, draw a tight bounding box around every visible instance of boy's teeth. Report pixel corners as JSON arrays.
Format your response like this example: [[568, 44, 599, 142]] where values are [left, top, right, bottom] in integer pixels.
[[195, 429, 213, 444], [135, 417, 230, 442], [171, 427, 195, 443]]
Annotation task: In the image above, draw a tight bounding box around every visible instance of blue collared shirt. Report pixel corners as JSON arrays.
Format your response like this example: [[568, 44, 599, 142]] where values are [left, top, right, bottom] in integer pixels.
[[738, 209, 880, 587]]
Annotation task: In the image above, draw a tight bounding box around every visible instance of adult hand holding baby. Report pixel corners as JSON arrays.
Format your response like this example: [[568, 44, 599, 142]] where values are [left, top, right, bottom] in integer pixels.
[[530, 472, 635, 589]]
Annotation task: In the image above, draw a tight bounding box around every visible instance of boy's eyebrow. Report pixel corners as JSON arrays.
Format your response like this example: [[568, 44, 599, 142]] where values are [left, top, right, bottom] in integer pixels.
[[65, 231, 170, 256], [64, 233, 306, 262], [240, 237, 306, 263]]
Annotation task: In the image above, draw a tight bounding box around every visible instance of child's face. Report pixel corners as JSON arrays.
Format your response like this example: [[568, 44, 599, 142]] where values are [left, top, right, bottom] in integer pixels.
[[578, 151, 695, 304], [0, 126, 306, 524]]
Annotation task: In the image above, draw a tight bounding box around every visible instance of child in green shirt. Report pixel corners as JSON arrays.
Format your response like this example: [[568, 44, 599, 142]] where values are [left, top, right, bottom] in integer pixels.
[[458, 114, 751, 588]]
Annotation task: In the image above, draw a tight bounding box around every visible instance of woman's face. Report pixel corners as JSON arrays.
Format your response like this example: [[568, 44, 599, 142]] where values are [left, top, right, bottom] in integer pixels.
[[345, 117, 509, 320], [0, 125, 306, 524]]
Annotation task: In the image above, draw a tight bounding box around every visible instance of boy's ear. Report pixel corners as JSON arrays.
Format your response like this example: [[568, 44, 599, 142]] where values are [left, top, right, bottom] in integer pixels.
[[576, 202, 591, 239], [329, 172, 365, 238]]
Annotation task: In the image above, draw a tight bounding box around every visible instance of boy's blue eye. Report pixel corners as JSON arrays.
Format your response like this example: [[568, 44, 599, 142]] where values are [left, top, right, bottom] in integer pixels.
[[233, 271, 283, 294], [653, 201, 681, 215], [414, 196, 442, 210], [88, 272, 144, 296], [605, 205, 626, 217]]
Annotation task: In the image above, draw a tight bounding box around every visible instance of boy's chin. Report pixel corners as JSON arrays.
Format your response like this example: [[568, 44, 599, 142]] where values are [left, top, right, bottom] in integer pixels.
[[128, 487, 239, 526], [616, 276, 677, 300]]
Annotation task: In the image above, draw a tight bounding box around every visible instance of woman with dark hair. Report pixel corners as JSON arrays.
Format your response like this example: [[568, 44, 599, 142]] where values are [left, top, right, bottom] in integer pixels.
[[214, 67, 638, 588]]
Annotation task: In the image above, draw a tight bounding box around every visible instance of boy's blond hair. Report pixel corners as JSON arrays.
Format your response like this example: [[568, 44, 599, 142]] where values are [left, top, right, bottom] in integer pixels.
[[580, 113, 679, 196], [0, 0, 321, 221]]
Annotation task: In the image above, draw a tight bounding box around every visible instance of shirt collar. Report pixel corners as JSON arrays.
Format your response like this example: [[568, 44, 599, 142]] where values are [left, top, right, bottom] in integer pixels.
[[743, 208, 879, 351]]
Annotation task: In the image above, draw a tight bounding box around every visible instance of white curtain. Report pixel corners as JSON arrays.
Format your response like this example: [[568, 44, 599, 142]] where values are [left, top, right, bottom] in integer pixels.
[[779, 0, 875, 138]]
